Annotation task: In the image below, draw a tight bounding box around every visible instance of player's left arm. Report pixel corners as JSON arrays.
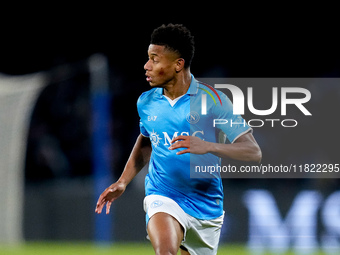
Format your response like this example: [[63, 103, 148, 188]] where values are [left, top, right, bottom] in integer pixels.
[[169, 132, 262, 163]]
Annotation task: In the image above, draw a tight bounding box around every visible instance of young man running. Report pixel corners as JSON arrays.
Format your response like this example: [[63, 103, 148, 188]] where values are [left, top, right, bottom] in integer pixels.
[[95, 24, 261, 255]]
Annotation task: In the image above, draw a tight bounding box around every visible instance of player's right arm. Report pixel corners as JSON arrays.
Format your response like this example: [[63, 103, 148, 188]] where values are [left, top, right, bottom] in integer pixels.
[[95, 134, 151, 214]]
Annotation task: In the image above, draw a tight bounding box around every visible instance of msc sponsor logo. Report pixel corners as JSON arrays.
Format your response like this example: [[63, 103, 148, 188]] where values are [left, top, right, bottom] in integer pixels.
[[149, 130, 205, 147], [150, 130, 162, 147]]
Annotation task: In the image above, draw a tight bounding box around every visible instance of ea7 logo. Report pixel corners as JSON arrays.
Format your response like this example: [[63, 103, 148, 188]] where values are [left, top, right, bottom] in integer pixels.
[[201, 85, 312, 116], [148, 116, 157, 121]]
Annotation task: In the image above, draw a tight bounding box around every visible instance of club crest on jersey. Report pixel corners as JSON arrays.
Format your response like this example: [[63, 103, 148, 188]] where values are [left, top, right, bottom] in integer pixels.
[[150, 130, 161, 147], [186, 111, 200, 124], [150, 200, 163, 208]]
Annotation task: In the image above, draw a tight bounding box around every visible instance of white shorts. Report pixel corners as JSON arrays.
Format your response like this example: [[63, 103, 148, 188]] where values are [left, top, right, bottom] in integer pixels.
[[144, 195, 224, 255]]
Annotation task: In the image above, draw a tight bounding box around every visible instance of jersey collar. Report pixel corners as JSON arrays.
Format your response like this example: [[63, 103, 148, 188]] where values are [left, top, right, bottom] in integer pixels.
[[154, 74, 199, 96], [186, 74, 199, 95]]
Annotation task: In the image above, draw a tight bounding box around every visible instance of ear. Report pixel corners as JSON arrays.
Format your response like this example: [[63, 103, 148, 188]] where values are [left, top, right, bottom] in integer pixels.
[[175, 58, 185, 73]]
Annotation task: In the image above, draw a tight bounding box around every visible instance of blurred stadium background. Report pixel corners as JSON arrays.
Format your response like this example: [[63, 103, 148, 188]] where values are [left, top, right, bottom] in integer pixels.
[[0, 5, 339, 254]]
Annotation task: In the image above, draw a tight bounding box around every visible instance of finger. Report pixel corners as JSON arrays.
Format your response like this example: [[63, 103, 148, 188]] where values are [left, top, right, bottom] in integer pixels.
[[95, 196, 103, 211], [176, 148, 190, 155], [96, 194, 105, 207], [95, 192, 109, 213], [95, 198, 106, 213], [169, 141, 189, 150], [106, 201, 112, 214], [171, 135, 188, 143], [97, 196, 109, 212], [95, 201, 105, 214]]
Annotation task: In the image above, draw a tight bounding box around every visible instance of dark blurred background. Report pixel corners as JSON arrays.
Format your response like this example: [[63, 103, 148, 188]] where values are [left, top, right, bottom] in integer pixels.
[[1, 4, 339, 251]]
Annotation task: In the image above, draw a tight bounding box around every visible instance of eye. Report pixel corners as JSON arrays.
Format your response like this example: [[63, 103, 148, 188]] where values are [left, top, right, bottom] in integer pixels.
[[152, 57, 159, 64]]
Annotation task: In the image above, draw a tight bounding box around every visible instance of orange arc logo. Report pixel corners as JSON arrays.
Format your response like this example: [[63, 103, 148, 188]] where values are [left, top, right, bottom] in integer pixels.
[[198, 83, 223, 106]]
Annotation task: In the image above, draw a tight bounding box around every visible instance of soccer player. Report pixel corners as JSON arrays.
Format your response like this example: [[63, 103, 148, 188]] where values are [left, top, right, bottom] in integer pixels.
[[95, 24, 262, 255]]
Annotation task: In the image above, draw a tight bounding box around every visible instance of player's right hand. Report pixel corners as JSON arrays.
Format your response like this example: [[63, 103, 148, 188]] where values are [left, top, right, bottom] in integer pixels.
[[95, 182, 126, 214]]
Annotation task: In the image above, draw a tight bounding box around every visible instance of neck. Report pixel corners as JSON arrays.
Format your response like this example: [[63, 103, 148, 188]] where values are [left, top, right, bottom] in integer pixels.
[[163, 69, 191, 100]]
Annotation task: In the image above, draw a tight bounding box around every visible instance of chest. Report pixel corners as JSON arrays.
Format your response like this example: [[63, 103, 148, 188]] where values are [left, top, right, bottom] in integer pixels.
[[142, 96, 190, 129]]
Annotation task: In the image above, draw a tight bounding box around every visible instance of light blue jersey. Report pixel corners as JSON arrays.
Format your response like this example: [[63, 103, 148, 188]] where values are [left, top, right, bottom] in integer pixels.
[[137, 75, 251, 220]]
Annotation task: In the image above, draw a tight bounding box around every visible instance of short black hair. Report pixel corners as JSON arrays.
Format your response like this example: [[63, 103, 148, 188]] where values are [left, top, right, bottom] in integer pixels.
[[150, 24, 195, 68]]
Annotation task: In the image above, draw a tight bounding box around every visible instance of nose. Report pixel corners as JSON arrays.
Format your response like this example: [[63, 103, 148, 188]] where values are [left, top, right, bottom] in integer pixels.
[[144, 59, 152, 71]]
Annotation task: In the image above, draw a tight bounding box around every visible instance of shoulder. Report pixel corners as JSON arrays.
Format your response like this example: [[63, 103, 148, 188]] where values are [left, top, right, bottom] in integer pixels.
[[195, 80, 234, 117], [137, 88, 160, 106], [196, 80, 232, 107]]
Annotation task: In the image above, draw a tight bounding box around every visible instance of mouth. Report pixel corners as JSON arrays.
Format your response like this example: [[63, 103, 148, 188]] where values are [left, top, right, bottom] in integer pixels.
[[145, 74, 152, 82]]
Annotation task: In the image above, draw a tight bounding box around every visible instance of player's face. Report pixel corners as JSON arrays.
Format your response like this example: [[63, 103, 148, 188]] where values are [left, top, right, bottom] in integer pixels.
[[144, 44, 180, 87]]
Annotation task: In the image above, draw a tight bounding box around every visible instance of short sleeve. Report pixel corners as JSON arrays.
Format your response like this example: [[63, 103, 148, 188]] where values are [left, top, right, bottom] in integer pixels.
[[137, 92, 150, 138], [213, 93, 252, 143], [139, 119, 149, 137]]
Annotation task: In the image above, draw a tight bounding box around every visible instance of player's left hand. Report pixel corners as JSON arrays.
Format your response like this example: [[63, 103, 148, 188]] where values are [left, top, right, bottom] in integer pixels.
[[169, 135, 211, 155], [95, 181, 126, 214]]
